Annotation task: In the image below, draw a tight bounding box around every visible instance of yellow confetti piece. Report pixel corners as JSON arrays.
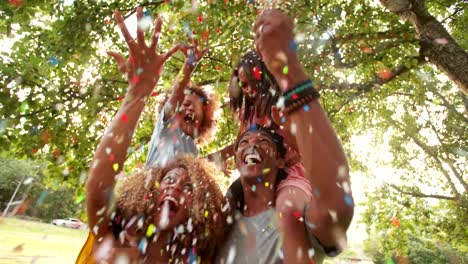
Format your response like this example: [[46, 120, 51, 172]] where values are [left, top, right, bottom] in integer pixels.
[[146, 224, 156, 237], [265, 182, 270, 187], [154, 181, 160, 188], [262, 168, 270, 175], [204, 210, 209, 217], [113, 163, 119, 171]]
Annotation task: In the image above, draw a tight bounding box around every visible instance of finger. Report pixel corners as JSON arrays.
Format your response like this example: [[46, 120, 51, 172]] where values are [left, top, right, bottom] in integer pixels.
[[149, 16, 163, 53], [136, 7, 146, 49], [162, 44, 182, 61], [271, 105, 283, 126], [114, 11, 135, 50], [107, 51, 127, 73]]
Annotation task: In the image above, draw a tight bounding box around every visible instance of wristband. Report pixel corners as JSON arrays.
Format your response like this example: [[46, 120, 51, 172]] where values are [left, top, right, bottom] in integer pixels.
[[282, 80, 320, 114]]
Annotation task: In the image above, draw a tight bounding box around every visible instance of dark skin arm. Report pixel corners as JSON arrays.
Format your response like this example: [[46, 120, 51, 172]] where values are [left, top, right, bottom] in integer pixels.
[[164, 40, 208, 121], [86, 7, 179, 241], [254, 9, 354, 253]]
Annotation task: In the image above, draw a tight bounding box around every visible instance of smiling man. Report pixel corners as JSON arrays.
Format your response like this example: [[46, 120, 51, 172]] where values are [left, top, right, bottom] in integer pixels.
[[215, 9, 354, 264]]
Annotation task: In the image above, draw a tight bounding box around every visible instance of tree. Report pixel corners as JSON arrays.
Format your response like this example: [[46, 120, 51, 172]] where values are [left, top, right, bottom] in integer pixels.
[[380, 0, 468, 93], [0, 0, 466, 257]]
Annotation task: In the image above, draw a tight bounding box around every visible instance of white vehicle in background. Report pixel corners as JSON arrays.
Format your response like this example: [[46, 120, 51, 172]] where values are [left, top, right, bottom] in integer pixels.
[[52, 218, 83, 229]]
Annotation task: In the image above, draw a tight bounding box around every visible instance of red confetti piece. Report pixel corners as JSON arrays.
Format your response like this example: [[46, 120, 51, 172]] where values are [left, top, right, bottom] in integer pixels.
[[53, 148, 61, 158], [144, 195, 149, 201], [293, 211, 301, 218], [292, 94, 299, 100], [109, 154, 115, 162], [121, 114, 128, 122], [216, 66, 221, 72], [117, 95, 125, 102], [131, 76, 140, 84], [377, 69, 393, 80], [151, 91, 158, 97], [361, 47, 373, 54], [216, 28, 221, 34], [391, 217, 400, 228], [129, 56, 135, 64], [197, 15, 203, 22], [8, 0, 22, 7], [253, 66, 261, 80]]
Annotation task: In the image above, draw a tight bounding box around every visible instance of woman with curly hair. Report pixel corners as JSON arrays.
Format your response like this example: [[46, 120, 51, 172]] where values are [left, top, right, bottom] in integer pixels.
[[76, 8, 226, 264]]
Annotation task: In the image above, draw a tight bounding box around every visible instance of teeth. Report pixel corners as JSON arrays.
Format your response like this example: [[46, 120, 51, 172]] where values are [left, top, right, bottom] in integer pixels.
[[244, 153, 262, 164], [163, 196, 179, 207]]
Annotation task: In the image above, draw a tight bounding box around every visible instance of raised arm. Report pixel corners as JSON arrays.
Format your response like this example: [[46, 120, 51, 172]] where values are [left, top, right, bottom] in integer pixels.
[[86, 7, 179, 240], [254, 10, 353, 250], [163, 39, 208, 121]]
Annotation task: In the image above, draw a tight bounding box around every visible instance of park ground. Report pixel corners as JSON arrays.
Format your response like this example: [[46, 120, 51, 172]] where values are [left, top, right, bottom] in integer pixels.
[[0, 217, 371, 264], [0, 217, 87, 264]]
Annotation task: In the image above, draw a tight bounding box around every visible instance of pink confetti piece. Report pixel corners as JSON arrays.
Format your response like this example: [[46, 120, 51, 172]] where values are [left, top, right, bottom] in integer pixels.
[[434, 38, 448, 45]]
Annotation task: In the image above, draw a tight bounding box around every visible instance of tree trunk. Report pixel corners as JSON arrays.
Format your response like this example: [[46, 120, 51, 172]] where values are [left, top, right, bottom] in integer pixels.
[[380, 0, 468, 94]]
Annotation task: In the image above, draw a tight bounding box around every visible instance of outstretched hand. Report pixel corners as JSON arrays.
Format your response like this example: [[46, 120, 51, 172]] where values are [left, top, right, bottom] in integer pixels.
[[107, 7, 180, 97], [180, 38, 209, 69]]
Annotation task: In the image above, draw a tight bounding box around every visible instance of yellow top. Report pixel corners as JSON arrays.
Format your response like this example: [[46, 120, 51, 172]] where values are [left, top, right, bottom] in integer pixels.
[[75, 232, 96, 264]]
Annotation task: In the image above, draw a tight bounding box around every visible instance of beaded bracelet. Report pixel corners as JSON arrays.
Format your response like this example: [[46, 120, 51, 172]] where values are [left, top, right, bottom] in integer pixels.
[[283, 80, 320, 114]]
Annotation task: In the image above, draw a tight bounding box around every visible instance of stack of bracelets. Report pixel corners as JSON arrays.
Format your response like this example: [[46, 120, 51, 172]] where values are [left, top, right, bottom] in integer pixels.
[[282, 79, 320, 114]]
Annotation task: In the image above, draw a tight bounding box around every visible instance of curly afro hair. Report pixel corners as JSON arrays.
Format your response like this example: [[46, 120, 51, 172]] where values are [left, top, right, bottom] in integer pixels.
[[116, 154, 228, 262]]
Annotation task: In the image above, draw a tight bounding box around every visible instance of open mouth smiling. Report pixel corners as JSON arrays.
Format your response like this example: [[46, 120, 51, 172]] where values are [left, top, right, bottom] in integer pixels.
[[183, 113, 195, 124], [243, 150, 263, 166], [159, 195, 180, 216]]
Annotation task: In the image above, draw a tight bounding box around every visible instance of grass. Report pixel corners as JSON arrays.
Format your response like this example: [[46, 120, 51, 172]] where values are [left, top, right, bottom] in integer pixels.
[[0, 217, 88, 264]]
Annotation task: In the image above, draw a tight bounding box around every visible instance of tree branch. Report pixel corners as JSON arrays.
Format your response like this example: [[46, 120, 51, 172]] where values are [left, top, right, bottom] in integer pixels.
[[388, 183, 458, 201]]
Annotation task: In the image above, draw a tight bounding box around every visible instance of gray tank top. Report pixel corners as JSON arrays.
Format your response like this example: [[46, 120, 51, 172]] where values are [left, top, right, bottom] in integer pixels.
[[215, 209, 326, 264]]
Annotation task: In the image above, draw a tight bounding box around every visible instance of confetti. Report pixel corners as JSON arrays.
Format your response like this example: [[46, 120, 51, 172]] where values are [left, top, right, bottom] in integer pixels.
[[131, 76, 140, 85], [293, 211, 301, 218], [75, 194, 85, 204], [204, 210, 209, 217], [251, 185, 256, 192], [48, 56, 59, 66], [303, 105, 310, 112], [265, 182, 270, 187], [344, 195, 353, 206], [138, 15, 153, 32], [257, 177, 263, 182], [377, 69, 393, 80], [434, 38, 448, 45], [391, 217, 400, 228], [121, 114, 128, 122], [197, 15, 203, 22], [262, 168, 270, 175], [146, 224, 156, 237], [8, 0, 23, 7], [113, 163, 119, 171], [138, 238, 148, 254], [253, 67, 261, 80], [201, 30, 209, 42], [289, 40, 298, 52], [282, 65, 289, 75], [0, 119, 6, 134], [20, 101, 29, 113], [281, 117, 286, 123]]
